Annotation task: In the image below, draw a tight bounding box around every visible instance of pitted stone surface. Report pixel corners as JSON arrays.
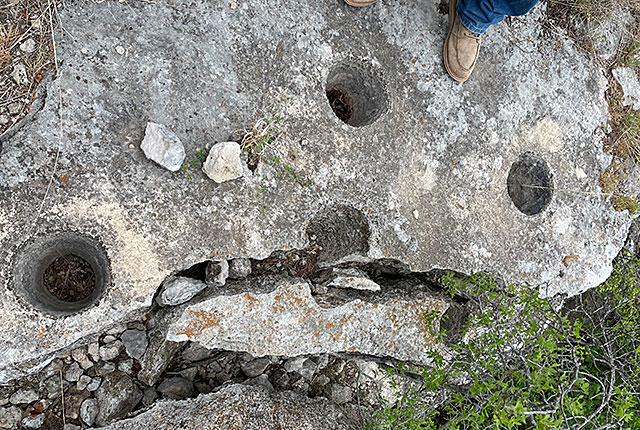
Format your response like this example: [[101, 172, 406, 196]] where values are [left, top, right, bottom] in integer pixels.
[[167, 280, 446, 363], [95, 384, 359, 430], [0, 0, 629, 381]]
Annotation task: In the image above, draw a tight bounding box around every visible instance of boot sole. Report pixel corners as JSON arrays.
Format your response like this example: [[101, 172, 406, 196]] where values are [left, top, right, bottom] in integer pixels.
[[443, 0, 468, 82], [345, 0, 376, 6]]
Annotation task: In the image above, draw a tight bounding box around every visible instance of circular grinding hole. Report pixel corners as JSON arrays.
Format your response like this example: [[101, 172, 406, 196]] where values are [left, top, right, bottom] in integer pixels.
[[13, 232, 110, 316], [307, 205, 370, 263], [325, 62, 387, 127], [507, 153, 554, 216]]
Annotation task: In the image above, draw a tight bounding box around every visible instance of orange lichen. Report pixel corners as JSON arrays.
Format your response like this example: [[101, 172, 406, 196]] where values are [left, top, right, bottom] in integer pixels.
[[175, 309, 222, 337]]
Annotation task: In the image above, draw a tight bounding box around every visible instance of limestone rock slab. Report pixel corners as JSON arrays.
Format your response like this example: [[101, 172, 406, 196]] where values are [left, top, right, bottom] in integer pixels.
[[0, 0, 629, 382], [167, 280, 446, 363], [95, 384, 359, 430]]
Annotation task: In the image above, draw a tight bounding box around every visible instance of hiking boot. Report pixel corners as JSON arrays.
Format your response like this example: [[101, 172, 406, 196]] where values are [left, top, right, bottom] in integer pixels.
[[444, 0, 482, 82], [344, 0, 376, 6]]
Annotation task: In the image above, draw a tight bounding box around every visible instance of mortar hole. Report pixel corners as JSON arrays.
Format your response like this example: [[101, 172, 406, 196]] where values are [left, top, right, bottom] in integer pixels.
[[43, 254, 96, 302], [507, 153, 553, 216], [326, 89, 354, 124], [325, 61, 387, 127]]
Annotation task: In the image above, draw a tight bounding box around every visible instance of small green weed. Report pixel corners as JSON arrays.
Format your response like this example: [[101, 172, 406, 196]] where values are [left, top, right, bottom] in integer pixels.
[[239, 95, 313, 188], [181, 148, 207, 180]]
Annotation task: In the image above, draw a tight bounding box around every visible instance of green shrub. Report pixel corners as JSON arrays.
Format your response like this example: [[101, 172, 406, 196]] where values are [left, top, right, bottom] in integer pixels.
[[366, 259, 640, 429]]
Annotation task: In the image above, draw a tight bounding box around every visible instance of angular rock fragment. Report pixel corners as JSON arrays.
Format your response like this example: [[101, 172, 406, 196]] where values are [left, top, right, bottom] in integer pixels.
[[326, 268, 381, 291], [9, 389, 38, 405], [229, 258, 252, 279], [99, 341, 124, 361], [241, 357, 271, 378], [138, 330, 184, 386], [205, 260, 229, 287], [157, 377, 194, 400], [157, 277, 208, 307], [613, 67, 640, 110], [140, 122, 186, 172], [95, 371, 142, 426], [11, 64, 28, 86], [202, 142, 244, 183], [167, 280, 447, 364], [21, 414, 44, 429], [284, 357, 316, 380], [64, 362, 83, 382], [80, 398, 99, 426], [96, 384, 359, 430], [120, 329, 148, 360]]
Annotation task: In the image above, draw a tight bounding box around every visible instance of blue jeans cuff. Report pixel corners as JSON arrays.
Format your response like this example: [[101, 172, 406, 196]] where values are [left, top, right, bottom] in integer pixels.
[[457, 8, 490, 34]]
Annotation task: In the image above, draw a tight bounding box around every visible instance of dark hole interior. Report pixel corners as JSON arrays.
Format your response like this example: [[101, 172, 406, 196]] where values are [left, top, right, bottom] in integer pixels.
[[43, 254, 96, 302], [326, 88, 354, 124], [507, 153, 553, 216]]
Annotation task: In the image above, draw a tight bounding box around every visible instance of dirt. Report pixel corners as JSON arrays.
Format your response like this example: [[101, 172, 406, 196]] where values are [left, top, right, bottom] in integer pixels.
[[326, 88, 353, 124], [0, 0, 55, 137], [43, 254, 96, 302]]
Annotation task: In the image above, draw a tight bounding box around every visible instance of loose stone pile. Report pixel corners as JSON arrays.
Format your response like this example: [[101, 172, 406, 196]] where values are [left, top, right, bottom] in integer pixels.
[[0, 248, 438, 429]]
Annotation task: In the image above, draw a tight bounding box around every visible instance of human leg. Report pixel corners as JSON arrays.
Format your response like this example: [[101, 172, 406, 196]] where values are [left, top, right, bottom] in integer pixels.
[[457, 0, 539, 34]]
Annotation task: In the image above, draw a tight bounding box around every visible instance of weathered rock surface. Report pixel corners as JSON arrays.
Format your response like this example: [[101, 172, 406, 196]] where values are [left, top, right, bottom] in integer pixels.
[[138, 330, 184, 387], [202, 142, 244, 183], [140, 122, 186, 171], [157, 377, 194, 400], [95, 384, 360, 430], [167, 280, 446, 363], [613, 67, 640, 110], [157, 277, 208, 306], [0, 0, 629, 382], [94, 372, 142, 426]]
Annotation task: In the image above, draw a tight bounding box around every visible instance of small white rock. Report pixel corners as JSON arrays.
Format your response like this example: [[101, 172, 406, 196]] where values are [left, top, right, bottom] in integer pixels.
[[11, 64, 28, 85], [80, 398, 99, 426], [88, 342, 100, 361], [140, 122, 186, 172], [7, 102, 21, 115], [103, 335, 117, 344], [86, 377, 102, 392], [77, 375, 92, 391], [115, 45, 125, 55], [64, 362, 83, 382], [19, 38, 36, 53], [613, 67, 640, 110], [118, 359, 134, 373], [202, 141, 244, 183], [9, 389, 39, 405], [99, 341, 124, 361], [71, 348, 94, 370], [21, 414, 45, 429], [157, 277, 208, 307]]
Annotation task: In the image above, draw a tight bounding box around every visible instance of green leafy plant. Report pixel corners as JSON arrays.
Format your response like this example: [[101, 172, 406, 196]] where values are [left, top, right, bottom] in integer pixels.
[[366, 261, 640, 429], [181, 148, 207, 180]]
